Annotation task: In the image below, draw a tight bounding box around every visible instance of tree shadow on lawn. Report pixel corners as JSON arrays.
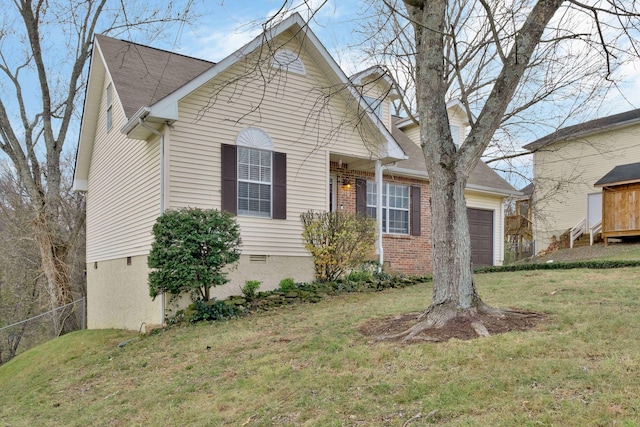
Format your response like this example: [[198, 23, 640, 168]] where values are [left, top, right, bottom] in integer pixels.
[[358, 310, 546, 343]]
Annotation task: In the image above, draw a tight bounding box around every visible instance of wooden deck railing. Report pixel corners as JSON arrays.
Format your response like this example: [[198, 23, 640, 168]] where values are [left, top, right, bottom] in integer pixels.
[[505, 214, 533, 238]]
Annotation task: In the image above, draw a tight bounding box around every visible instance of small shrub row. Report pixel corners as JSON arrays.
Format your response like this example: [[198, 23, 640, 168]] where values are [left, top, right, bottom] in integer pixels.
[[474, 259, 640, 274], [177, 273, 432, 324]]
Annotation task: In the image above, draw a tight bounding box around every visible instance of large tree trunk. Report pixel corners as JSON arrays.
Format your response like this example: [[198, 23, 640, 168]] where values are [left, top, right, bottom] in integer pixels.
[[381, 0, 565, 341], [429, 165, 478, 311]]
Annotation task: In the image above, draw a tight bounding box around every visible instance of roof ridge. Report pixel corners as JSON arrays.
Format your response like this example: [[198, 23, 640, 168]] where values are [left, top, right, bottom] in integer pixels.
[[95, 33, 215, 65], [524, 107, 640, 151]]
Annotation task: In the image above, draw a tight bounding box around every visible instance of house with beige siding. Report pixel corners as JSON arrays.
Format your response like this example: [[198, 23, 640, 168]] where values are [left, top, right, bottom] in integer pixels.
[[524, 109, 640, 250], [74, 13, 516, 330]]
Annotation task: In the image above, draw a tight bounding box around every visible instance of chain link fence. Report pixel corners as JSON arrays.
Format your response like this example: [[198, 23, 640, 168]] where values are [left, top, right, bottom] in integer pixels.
[[0, 298, 85, 365]]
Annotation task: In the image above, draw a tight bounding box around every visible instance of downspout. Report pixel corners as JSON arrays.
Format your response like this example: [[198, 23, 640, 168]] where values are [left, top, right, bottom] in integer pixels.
[[375, 160, 384, 273], [500, 199, 506, 266], [138, 118, 166, 324]]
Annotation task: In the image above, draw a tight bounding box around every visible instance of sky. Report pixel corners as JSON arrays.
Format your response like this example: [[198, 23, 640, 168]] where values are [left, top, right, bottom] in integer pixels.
[[138, 0, 371, 74]]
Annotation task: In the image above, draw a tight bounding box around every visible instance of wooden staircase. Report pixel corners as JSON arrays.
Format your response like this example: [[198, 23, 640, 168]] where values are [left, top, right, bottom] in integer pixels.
[[572, 232, 603, 247]]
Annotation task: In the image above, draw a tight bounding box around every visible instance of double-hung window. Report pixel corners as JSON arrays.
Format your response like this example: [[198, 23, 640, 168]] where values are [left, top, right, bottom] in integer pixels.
[[366, 181, 410, 234], [237, 147, 272, 217], [363, 96, 382, 119], [221, 127, 287, 219]]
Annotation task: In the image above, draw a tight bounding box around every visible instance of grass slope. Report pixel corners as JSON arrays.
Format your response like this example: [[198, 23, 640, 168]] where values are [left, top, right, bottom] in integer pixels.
[[2, 268, 640, 426]]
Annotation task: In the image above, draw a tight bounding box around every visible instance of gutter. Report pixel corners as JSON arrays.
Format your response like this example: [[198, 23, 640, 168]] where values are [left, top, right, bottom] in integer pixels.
[[121, 107, 151, 136]]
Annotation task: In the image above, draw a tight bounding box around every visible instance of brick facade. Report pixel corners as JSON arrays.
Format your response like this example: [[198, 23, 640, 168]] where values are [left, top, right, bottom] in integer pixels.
[[330, 162, 432, 275]]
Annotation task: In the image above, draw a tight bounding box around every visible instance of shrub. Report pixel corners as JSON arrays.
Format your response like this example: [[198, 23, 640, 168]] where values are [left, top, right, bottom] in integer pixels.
[[346, 261, 379, 282], [188, 300, 245, 323], [148, 208, 242, 301], [300, 210, 376, 282], [241, 280, 261, 298], [278, 278, 296, 292]]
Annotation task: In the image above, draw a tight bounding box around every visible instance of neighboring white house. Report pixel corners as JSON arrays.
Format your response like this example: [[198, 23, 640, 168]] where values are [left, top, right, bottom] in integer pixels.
[[523, 109, 640, 250], [74, 13, 517, 330]]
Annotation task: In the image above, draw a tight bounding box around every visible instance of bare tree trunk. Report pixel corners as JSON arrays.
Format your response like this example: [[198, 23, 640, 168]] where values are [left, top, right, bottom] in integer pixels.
[[34, 214, 77, 335], [429, 165, 477, 310]]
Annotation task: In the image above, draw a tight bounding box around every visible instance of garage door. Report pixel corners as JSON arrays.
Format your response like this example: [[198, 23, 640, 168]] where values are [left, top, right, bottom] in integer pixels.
[[467, 208, 494, 266]]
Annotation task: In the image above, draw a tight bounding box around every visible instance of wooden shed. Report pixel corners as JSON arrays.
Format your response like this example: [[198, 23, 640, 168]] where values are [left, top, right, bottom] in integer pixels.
[[594, 162, 640, 245]]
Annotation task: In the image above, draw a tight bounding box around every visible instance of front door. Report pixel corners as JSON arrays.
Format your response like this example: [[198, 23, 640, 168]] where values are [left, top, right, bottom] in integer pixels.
[[329, 174, 337, 212]]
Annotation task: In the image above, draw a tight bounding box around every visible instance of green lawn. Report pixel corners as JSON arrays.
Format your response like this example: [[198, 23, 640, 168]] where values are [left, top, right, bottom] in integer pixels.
[[2, 268, 640, 426]]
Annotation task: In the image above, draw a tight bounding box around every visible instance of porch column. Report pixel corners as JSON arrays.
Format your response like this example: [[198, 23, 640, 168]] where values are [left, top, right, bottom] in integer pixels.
[[375, 159, 384, 272]]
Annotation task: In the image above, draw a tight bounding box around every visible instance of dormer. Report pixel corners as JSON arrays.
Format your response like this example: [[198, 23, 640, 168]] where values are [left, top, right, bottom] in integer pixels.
[[350, 66, 402, 131], [395, 99, 471, 148]]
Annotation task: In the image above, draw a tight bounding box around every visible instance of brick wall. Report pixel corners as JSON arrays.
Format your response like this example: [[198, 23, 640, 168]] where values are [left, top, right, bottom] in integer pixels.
[[330, 162, 432, 275]]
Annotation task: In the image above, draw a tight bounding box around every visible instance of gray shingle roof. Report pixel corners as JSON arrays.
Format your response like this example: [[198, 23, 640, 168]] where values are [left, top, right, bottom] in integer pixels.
[[594, 162, 640, 186], [96, 34, 214, 118], [523, 108, 640, 152]]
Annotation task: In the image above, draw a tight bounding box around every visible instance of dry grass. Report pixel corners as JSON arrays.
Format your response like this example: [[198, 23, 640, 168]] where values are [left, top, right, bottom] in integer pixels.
[[2, 268, 640, 426]]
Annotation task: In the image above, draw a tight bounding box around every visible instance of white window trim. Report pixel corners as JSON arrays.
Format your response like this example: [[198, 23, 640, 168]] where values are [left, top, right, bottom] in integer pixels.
[[363, 95, 382, 119], [367, 181, 410, 235], [450, 124, 460, 147], [237, 146, 273, 218], [236, 128, 275, 218]]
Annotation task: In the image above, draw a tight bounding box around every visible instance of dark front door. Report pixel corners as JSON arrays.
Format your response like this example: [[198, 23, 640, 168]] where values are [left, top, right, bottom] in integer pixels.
[[467, 208, 494, 266]]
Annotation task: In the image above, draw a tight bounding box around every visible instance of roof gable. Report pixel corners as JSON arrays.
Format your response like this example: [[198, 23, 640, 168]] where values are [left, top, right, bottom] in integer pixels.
[[74, 13, 407, 189], [122, 13, 405, 160], [350, 66, 403, 100], [524, 108, 640, 152]]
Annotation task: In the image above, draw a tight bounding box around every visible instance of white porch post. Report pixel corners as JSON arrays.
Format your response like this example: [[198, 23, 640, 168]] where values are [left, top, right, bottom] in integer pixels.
[[375, 160, 384, 272]]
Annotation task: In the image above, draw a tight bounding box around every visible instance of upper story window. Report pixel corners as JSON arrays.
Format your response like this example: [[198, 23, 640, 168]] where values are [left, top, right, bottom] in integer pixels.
[[363, 96, 382, 119], [106, 83, 113, 131], [450, 125, 460, 147], [271, 50, 306, 75], [366, 181, 410, 234]]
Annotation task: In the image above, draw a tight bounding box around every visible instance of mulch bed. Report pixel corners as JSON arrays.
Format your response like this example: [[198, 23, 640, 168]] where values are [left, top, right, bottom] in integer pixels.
[[358, 310, 546, 342]]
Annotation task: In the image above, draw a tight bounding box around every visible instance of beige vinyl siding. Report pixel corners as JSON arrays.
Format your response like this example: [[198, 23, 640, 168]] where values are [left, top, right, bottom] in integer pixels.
[[466, 191, 505, 265], [167, 32, 379, 256], [86, 77, 160, 261], [400, 104, 465, 146], [360, 80, 392, 130], [403, 123, 421, 145], [533, 123, 640, 249]]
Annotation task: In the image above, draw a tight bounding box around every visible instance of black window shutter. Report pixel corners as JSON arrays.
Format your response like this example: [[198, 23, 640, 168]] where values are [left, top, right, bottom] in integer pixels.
[[272, 152, 287, 219], [221, 144, 237, 214], [411, 185, 421, 236], [356, 178, 367, 215]]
